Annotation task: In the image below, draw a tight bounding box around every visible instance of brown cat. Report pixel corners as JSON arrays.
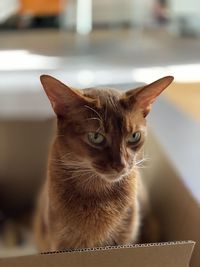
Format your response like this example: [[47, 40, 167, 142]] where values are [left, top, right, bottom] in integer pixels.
[[34, 75, 173, 251]]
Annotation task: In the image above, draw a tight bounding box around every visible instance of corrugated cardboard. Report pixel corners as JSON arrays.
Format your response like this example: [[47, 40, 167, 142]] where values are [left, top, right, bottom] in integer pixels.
[[0, 242, 195, 267]]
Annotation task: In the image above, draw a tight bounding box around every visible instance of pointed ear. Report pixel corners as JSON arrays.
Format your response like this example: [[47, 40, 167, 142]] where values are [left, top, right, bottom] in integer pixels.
[[123, 76, 174, 117], [40, 75, 95, 117]]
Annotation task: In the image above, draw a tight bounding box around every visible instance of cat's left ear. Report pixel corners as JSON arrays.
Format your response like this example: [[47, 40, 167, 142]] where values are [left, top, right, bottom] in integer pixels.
[[122, 76, 174, 117]]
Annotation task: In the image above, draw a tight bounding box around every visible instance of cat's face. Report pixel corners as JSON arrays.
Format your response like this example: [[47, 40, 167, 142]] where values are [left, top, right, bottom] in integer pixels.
[[41, 75, 173, 183], [57, 88, 147, 182]]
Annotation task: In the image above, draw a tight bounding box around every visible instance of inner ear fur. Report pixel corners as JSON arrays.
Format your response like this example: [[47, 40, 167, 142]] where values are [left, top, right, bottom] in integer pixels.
[[40, 75, 99, 116], [121, 76, 174, 117]]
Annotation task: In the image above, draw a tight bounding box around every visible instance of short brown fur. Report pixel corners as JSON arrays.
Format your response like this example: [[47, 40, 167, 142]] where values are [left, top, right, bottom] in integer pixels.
[[34, 75, 173, 251]]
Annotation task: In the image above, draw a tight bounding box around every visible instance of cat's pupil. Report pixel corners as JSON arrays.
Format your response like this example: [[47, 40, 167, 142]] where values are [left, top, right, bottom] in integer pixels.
[[127, 131, 141, 144], [133, 133, 137, 138], [133, 132, 140, 140], [88, 132, 104, 145]]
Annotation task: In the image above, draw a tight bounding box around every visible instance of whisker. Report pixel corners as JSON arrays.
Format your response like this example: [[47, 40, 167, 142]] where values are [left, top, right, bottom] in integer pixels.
[[55, 163, 92, 172], [60, 171, 92, 182], [134, 155, 150, 169], [104, 99, 108, 121], [85, 117, 102, 123], [84, 105, 103, 122], [60, 162, 89, 169]]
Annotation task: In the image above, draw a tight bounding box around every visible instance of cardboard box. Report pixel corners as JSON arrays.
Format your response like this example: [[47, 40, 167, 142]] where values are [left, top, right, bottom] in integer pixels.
[[0, 241, 195, 267], [0, 91, 199, 266]]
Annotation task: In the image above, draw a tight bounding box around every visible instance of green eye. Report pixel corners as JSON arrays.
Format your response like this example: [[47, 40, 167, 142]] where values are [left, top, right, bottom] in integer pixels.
[[88, 132, 105, 145], [127, 131, 141, 144]]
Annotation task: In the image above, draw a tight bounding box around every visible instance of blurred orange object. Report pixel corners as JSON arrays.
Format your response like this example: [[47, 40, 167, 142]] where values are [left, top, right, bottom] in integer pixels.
[[19, 0, 63, 16]]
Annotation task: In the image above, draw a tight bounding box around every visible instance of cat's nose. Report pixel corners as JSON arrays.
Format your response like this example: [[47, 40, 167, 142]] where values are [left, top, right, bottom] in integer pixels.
[[111, 159, 126, 173]]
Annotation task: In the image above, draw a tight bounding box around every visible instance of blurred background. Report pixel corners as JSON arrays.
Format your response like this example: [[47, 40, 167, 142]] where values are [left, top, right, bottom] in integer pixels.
[[0, 0, 200, 259]]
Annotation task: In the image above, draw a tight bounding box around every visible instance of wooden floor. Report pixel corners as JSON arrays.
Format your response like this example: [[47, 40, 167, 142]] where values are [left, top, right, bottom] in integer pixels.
[[164, 83, 200, 122]]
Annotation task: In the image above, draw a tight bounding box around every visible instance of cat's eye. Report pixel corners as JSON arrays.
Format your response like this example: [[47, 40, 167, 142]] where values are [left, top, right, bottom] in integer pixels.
[[127, 131, 141, 144], [88, 132, 105, 145]]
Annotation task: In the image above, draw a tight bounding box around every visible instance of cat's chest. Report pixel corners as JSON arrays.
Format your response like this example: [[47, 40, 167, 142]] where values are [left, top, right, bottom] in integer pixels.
[[62, 197, 132, 242], [49, 178, 137, 247], [50, 172, 137, 228], [65, 188, 134, 229]]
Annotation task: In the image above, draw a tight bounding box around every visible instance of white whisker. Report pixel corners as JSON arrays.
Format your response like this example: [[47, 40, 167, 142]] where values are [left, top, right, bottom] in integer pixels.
[[134, 154, 150, 169], [85, 117, 102, 123], [84, 105, 103, 122]]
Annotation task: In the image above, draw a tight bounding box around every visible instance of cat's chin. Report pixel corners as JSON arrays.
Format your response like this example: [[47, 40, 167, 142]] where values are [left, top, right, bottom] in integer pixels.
[[99, 173, 128, 183]]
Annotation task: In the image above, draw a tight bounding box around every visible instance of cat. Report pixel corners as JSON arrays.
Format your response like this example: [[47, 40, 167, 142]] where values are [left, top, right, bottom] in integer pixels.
[[34, 74, 173, 251]]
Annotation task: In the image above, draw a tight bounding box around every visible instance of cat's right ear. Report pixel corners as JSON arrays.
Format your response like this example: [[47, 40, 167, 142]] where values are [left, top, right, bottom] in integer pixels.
[[121, 76, 174, 117], [40, 75, 94, 116]]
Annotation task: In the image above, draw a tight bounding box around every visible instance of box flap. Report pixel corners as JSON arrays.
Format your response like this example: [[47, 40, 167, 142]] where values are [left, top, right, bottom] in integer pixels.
[[142, 131, 200, 267], [0, 241, 195, 267]]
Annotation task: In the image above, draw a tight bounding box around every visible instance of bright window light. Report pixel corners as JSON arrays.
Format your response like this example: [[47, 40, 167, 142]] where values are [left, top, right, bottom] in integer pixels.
[[77, 70, 94, 86], [0, 50, 60, 71], [76, 0, 92, 35], [132, 64, 200, 83]]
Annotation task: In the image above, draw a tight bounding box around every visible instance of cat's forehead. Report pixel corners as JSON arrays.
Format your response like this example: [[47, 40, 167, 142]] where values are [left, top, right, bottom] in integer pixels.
[[82, 87, 145, 134], [83, 87, 122, 103], [83, 87, 123, 120]]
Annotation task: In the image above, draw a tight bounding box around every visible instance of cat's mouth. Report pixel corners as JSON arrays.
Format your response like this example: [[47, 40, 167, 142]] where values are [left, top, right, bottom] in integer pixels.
[[99, 172, 128, 183], [94, 168, 130, 183]]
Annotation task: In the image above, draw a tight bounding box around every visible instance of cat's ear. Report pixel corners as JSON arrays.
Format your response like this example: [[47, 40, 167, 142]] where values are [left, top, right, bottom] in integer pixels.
[[122, 76, 174, 117], [40, 75, 95, 116]]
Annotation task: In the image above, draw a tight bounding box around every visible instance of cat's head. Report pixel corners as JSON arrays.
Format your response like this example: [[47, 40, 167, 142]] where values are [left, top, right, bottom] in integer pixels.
[[40, 75, 173, 183]]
